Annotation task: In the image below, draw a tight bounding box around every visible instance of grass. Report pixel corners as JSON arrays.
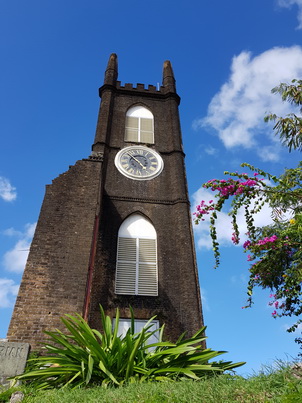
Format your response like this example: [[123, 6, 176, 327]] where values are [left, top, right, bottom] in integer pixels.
[[2, 361, 302, 403]]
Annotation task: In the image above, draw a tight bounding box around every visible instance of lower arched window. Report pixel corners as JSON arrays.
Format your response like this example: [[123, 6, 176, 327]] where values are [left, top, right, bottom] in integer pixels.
[[115, 214, 158, 296]]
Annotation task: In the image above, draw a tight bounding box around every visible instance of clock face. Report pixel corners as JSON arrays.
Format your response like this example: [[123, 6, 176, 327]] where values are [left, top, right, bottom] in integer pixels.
[[115, 146, 164, 180]]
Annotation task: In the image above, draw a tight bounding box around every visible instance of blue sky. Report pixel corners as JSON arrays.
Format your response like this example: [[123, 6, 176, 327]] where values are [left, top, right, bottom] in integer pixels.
[[1, 0, 302, 376]]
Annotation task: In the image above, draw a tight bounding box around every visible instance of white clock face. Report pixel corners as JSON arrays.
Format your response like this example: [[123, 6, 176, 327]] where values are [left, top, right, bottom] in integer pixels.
[[115, 146, 164, 180]]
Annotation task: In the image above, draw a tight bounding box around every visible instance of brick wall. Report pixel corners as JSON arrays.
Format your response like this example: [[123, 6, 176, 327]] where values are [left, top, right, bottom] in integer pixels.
[[7, 158, 102, 349]]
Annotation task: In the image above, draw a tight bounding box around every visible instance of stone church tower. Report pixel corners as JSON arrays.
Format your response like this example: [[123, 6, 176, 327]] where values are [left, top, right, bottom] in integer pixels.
[[8, 54, 204, 349]]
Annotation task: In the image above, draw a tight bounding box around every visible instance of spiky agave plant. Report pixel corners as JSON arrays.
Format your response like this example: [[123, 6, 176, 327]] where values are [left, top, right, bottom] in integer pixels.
[[14, 306, 245, 388]]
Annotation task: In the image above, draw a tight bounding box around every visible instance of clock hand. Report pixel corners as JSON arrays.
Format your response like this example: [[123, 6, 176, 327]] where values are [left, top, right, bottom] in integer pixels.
[[127, 153, 146, 169]]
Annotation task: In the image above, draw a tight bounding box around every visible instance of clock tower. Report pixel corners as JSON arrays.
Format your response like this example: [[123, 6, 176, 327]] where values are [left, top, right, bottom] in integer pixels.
[[8, 54, 204, 348]]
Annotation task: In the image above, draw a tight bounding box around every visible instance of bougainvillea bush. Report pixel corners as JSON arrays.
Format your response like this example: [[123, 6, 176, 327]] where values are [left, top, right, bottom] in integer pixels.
[[194, 80, 302, 336], [194, 164, 302, 324]]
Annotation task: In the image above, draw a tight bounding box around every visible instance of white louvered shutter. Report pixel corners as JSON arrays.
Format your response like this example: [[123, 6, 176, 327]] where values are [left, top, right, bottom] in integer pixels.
[[115, 237, 136, 295], [138, 238, 158, 296], [115, 237, 158, 296]]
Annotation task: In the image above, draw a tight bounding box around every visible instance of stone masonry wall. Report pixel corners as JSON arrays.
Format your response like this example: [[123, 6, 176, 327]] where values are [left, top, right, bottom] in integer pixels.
[[7, 158, 102, 350]]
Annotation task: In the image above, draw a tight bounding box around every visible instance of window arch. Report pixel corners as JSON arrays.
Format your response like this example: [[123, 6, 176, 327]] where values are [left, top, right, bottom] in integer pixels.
[[125, 106, 154, 144], [115, 214, 158, 296]]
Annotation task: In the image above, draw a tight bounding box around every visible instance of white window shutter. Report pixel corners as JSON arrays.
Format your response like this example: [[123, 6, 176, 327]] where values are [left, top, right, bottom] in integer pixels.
[[115, 237, 158, 296], [115, 237, 136, 295], [138, 239, 158, 296], [115, 215, 158, 296]]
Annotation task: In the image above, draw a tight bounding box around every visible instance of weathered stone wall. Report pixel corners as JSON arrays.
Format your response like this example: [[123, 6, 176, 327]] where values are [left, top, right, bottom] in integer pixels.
[[7, 159, 102, 349]]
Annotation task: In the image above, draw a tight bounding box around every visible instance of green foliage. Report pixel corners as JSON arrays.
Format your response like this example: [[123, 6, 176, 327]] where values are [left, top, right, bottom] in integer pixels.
[[265, 79, 302, 151], [24, 352, 41, 373], [196, 163, 302, 330], [0, 387, 17, 403], [194, 80, 302, 338], [13, 306, 244, 389]]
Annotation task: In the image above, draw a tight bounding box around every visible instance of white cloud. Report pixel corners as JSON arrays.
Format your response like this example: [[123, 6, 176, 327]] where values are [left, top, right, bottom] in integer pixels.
[[192, 187, 274, 250], [277, 0, 302, 29], [231, 274, 248, 284], [205, 146, 218, 156], [0, 278, 19, 308], [2, 228, 23, 237], [257, 145, 281, 162], [0, 177, 17, 202], [2, 223, 36, 273], [194, 46, 302, 161]]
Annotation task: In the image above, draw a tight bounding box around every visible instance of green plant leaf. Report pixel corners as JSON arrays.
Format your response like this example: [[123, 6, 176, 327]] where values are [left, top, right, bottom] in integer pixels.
[[99, 360, 119, 385], [14, 306, 244, 388]]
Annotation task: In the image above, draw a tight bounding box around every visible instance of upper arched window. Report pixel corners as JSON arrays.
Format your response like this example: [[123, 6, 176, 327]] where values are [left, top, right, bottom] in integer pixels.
[[115, 214, 158, 296], [125, 106, 154, 144]]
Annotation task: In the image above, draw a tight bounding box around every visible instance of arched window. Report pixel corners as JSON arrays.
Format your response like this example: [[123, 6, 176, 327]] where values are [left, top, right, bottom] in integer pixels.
[[125, 106, 154, 144], [115, 214, 158, 296]]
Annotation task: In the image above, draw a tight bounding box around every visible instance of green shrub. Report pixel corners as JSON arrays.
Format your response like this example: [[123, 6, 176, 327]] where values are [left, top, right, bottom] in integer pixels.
[[0, 387, 15, 403], [13, 306, 244, 389], [24, 352, 41, 373]]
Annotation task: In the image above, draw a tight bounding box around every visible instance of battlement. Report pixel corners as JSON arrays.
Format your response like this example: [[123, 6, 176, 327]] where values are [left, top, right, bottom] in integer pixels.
[[102, 54, 176, 96], [116, 81, 164, 93], [99, 80, 180, 102]]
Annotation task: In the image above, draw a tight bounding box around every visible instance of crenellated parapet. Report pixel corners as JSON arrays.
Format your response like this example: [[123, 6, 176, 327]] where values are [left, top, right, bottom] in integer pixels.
[[99, 81, 180, 103], [99, 54, 180, 103], [117, 82, 158, 92]]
